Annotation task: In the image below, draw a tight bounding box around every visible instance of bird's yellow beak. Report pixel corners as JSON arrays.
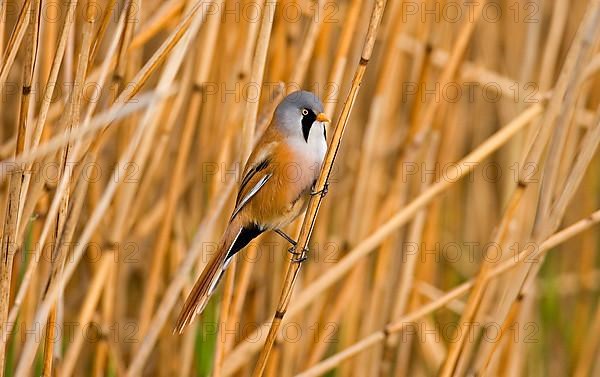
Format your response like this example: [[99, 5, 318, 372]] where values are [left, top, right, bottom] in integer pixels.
[[317, 113, 330, 123]]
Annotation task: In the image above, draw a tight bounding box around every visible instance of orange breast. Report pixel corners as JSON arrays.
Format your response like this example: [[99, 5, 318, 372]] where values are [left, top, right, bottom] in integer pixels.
[[242, 142, 318, 229]]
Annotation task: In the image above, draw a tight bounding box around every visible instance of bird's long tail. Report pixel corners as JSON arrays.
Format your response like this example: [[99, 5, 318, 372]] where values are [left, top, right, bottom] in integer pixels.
[[174, 219, 262, 333]]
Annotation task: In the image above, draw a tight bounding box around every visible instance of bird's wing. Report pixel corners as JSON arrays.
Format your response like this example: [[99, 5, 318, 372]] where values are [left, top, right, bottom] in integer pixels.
[[230, 142, 277, 220]]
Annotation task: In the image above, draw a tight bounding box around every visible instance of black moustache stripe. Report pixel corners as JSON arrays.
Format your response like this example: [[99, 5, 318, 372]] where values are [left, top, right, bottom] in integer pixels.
[[302, 111, 317, 142]]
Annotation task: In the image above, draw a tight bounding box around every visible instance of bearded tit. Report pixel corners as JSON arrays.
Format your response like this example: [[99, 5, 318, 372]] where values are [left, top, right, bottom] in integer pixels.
[[174, 91, 330, 333]]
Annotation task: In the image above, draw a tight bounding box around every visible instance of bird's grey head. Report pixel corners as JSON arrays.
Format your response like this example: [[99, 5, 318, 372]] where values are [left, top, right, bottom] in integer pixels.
[[274, 91, 328, 142]]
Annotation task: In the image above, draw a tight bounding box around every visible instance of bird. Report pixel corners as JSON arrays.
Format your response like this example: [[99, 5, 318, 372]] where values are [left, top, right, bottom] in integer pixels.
[[174, 90, 330, 333]]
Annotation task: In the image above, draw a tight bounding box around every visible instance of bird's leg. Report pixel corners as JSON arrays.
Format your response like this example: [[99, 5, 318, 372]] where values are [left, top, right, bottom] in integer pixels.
[[311, 182, 329, 197], [273, 229, 308, 263], [274, 229, 296, 246]]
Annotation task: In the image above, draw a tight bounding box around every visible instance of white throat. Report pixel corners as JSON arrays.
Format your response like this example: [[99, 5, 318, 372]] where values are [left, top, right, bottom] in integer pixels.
[[305, 121, 327, 162], [288, 121, 327, 165]]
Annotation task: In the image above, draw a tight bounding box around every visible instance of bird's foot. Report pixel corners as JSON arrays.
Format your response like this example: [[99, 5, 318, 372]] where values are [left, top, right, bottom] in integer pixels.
[[288, 245, 308, 263], [311, 182, 329, 197]]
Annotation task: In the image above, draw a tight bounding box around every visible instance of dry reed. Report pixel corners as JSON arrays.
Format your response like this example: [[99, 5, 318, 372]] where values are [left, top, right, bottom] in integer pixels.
[[1, 0, 600, 376]]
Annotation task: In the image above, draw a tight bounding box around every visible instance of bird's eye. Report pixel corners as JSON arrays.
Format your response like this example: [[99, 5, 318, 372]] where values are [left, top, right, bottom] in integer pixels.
[[301, 109, 309, 116]]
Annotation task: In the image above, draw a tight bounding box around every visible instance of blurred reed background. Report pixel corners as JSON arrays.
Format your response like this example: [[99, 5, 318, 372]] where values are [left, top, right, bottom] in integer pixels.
[[1, 0, 600, 376]]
